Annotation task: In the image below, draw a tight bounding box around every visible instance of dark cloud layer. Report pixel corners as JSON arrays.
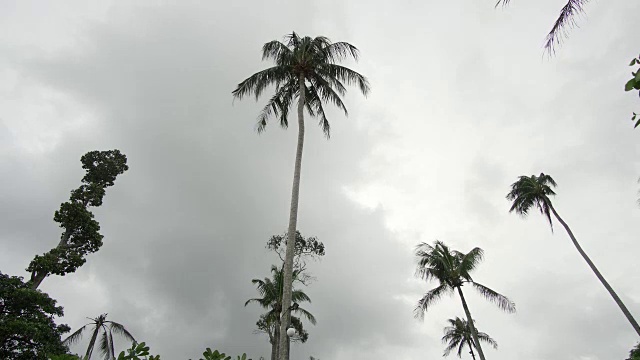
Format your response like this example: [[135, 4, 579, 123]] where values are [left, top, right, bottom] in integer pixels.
[[1, 1, 640, 360]]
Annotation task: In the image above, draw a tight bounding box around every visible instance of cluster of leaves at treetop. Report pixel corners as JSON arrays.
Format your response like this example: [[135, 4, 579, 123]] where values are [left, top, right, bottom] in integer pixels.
[[192, 348, 251, 360], [27, 150, 128, 284], [625, 54, 640, 129]]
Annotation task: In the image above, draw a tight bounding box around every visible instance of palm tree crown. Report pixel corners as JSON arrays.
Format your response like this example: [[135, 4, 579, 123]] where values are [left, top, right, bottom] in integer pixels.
[[442, 317, 497, 358], [232, 32, 370, 137], [245, 265, 316, 326], [414, 241, 515, 318], [63, 313, 135, 360], [506, 173, 557, 230]]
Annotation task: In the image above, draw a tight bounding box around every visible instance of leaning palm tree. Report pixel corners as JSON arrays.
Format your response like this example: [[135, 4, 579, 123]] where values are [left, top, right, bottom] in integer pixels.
[[495, 0, 589, 53], [246, 265, 316, 360], [507, 173, 640, 336], [63, 314, 135, 360], [414, 241, 515, 360], [442, 317, 497, 360], [233, 32, 369, 360]]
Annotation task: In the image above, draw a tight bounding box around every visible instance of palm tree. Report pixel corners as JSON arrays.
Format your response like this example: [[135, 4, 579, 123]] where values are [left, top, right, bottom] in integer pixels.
[[63, 314, 135, 360], [442, 317, 497, 360], [232, 32, 369, 360], [414, 241, 515, 360], [246, 265, 316, 360], [495, 0, 589, 53], [507, 173, 640, 336]]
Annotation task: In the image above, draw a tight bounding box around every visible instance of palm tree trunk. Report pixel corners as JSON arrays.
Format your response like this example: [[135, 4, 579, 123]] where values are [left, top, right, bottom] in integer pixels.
[[550, 206, 640, 336], [457, 287, 486, 360], [271, 327, 278, 360], [277, 73, 306, 360], [468, 340, 477, 360], [86, 326, 100, 359]]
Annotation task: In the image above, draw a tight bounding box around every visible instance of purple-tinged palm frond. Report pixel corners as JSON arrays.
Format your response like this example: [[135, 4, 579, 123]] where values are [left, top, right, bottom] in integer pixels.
[[495, 0, 589, 54]]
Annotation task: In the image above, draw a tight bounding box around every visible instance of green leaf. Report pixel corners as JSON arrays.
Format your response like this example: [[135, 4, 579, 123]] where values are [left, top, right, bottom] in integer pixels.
[[631, 58, 637, 66], [626, 79, 637, 91], [635, 118, 640, 128], [636, 71, 640, 81]]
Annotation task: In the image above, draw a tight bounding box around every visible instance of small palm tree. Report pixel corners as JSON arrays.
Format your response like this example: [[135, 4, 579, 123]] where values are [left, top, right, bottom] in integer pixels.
[[233, 32, 369, 360], [246, 266, 316, 360], [496, 0, 589, 53], [63, 314, 135, 360], [414, 241, 514, 360], [442, 317, 497, 360], [507, 173, 640, 336]]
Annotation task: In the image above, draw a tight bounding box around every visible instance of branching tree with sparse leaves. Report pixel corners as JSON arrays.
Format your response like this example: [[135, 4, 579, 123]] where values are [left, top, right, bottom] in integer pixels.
[[266, 231, 325, 285], [27, 150, 128, 289]]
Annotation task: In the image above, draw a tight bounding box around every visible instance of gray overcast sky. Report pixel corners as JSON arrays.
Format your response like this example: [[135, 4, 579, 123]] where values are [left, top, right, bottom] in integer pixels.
[[1, 1, 639, 359]]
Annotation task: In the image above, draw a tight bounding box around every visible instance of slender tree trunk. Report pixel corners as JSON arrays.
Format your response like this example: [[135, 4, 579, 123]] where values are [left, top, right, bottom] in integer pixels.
[[457, 287, 486, 360], [277, 74, 306, 360], [468, 340, 477, 360], [271, 328, 278, 360], [550, 206, 640, 336]]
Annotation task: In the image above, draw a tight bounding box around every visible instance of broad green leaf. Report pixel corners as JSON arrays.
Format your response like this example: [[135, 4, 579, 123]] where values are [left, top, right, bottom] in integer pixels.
[[626, 79, 637, 91]]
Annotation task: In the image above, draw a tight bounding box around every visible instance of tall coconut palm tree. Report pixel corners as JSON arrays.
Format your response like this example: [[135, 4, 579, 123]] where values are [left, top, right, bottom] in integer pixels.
[[246, 265, 316, 360], [414, 241, 515, 360], [506, 173, 640, 336], [233, 32, 369, 360], [63, 314, 135, 360], [442, 317, 497, 360], [495, 0, 589, 53]]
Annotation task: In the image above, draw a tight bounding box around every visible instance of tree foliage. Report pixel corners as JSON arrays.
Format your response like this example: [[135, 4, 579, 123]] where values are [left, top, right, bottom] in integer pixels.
[[627, 343, 640, 360], [625, 54, 640, 129], [0, 272, 70, 359], [27, 150, 129, 288], [266, 231, 325, 284]]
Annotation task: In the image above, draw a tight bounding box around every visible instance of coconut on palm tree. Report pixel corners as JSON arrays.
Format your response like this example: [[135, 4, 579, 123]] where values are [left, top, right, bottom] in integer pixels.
[[63, 314, 135, 360], [233, 32, 369, 360], [246, 265, 316, 360], [506, 173, 640, 336], [414, 241, 514, 360], [442, 317, 497, 360]]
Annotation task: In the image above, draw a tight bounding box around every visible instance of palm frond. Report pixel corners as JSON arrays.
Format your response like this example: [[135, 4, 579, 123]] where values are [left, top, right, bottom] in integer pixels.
[[322, 42, 361, 62], [262, 40, 292, 63], [456, 340, 467, 358], [232, 66, 289, 101], [543, 0, 589, 53], [305, 85, 331, 138], [414, 284, 452, 319], [108, 331, 115, 360], [295, 307, 317, 325], [108, 321, 135, 343], [256, 79, 296, 133], [458, 247, 484, 280], [442, 339, 460, 357], [472, 282, 516, 313], [63, 325, 87, 346], [99, 328, 110, 360], [318, 64, 370, 96], [477, 332, 498, 349]]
